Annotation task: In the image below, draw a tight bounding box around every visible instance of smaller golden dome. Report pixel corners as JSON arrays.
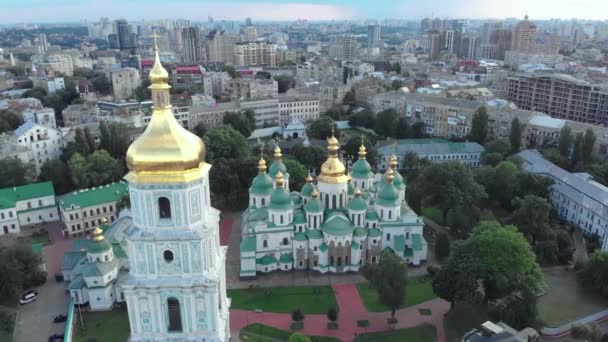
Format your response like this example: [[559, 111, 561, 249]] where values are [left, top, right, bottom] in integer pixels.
[[258, 157, 267, 173], [149, 33, 169, 85], [275, 171, 285, 187], [273, 145, 283, 160], [359, 143, 367, 159], [306, 174, 313, 183], [386, 167, 395, 183], [389, 154, 398, 169], [311, 187, 319, 199], [354, 186, 362, 197], [91, 218, 107, 242]]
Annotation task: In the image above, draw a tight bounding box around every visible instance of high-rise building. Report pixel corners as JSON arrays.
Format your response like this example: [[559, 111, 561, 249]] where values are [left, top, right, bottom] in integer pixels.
[[245, 17, 252, 26], [182, 26, 202, 63], [242, 26, 257, 42], [37, 33, 48, 54], [328, 35, 357, 60], [115, 19, 134, 51], [492, 29, 513, 60], [459, 33, 479, 59], [205, 30, 238, 64], [108, 34, 119, 49], [111, 67, 141, 100], [234, 41, 277, 67], [511, 15, 537, 52], [367, 24, 381, 48], [422, 30, 441, 60], [420, 18, 432, 33], [441, 29, 459, 54]]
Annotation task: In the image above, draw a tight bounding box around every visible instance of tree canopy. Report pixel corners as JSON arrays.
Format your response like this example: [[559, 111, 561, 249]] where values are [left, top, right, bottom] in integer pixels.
[[203, 126, 251, 162], [361, 253, 408, 319], [469, 106, 488, 144]]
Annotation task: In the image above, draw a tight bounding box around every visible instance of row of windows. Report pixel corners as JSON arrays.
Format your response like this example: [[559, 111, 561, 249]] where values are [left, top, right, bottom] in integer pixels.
[[68, 205, 114, 221], [0, 211, 14, 220]]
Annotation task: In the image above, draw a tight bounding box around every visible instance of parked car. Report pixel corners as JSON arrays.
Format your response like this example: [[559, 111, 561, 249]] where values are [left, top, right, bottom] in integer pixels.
[[48, 333, 64, 342], [53, 314, 67, 323], [19, 290, 38, 305]]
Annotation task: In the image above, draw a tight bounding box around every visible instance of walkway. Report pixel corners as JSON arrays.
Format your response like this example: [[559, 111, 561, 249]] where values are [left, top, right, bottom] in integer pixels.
[[230, 284, 449, 342]]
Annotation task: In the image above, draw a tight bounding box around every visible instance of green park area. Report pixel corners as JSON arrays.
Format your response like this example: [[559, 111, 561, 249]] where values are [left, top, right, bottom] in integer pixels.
[[354, 323, 437, 342], [538, 268, 607, 326], [240, 323, 341, 342], [228, 285, 337, 314], [356, 278, 437, 312], [73, 305, 130, 342]]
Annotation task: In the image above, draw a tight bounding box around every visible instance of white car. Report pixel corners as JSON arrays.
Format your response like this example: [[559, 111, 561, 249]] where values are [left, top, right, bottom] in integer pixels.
[[19, 290, 38, 305]]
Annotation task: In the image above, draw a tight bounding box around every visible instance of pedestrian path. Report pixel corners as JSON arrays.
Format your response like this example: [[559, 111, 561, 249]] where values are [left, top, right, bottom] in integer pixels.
[[229, 286, 449, 342]]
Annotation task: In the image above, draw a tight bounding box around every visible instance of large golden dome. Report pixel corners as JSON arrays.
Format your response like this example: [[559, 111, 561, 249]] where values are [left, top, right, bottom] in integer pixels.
[[318, 132, 349, 184], [125, 35, 206, 184]]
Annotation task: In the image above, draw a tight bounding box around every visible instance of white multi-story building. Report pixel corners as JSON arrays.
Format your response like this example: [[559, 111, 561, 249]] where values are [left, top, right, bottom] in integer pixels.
[[0, 182, 59, 234], [234, 41, 277, 67], [240, 97, 280, 127], [278, 94, 320, 126], [504, 50, 563, 67], [33, 77, 65, 94], [23, 107, 57, 128], [111, 67, 141, 100], [189, 101, 239, 130], [518, 150, 608, 250], [14, 121, 62, 175], [58, 182, 128, 238]]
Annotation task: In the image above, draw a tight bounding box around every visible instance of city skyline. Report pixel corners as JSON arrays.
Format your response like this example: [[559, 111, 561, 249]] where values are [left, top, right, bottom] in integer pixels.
[[2, 0, 608, 24]]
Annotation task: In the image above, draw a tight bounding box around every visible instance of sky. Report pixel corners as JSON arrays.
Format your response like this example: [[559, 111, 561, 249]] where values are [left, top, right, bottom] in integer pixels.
[[1, 0, 607, 23]]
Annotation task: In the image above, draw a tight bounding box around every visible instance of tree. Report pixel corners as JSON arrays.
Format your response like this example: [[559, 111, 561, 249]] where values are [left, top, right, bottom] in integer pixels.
[[39, 160, 73, 194], [274, 75, 294, 93], [558, 126, 573, 158], [409, 161, 486, 236], [133, 79, 151, 102], [361, 253, 408, 320], [0, 109, 24, 134], [308, 116, 336, 139], [224, 65, 239, 78], [469, 106, 488, 144], [0, 158, 28, 188], [342, 91, 356, 105], [22, 87, 47, 101], [348, 109, 374, 129], [87, 150, 123, 186], [291, 144, 326, 170], [373, 109, 399, 137], [411, 122, 427, 138], [392, 62, 402, 74], [342, 137, 380, 168], [432, 259, 476, 310], [98, 122, 130, 160], [288, 333, 311, 342], [84, 127, 96, 153], [583, 128, 596, 163], [572, 132, 585, 166], [435, 232, 450, 260], [402, 151, 430, 182], [0, 244, 46, 301], [324, 107, 342, 121], [223, 111, 255, 138], [291, 308, 305, 322], [493, 161, 519, 208], [327, 307, 338, 323], [579, 251, 608, 299], [209, 158, 242, 208], [514, 173, 553, 200], [391, 79, 404, 90], [254, 71, 271, 80], [481, 152, 504, 167], [512, 195, 551, 245], [284, 159, 308, 192], [91, 73, 111, 95], [509, 117, 522, 152], [116, 194, 131, 214], [203, 127, 250, 162], [74, 128, 91, 156], [193, 122, 207, 138]]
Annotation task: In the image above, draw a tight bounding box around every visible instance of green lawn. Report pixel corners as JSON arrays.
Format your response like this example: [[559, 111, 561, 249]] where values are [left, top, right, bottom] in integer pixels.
[[538, 268, 608, 326], [228, 286, 337, 314], [356, 278, 437, 312], [240, 323, 341, 342], [73, 305, 130, 342], [354, 323, 437, 342]]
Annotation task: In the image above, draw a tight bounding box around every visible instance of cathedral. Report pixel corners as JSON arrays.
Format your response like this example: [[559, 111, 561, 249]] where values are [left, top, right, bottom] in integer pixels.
[[62, 38, 230, 341], [239, 135, 428, 278]]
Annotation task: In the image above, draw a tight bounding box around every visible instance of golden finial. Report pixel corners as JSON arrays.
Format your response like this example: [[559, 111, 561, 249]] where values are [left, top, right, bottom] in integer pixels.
[[306, 173, 313, 183], [386, 167, 395, 183], [327, 128, 339, 156], [358, 137, 367, 159], [91, 217, 107, 242], [354, 186, 362, 197], [311, 187, 319, 199], [389, 143, 398, 169], [258, 157, 267, 173], [275, 171, 285, 187], [273, 144, 282, 161], [149, 31, 169, 86]]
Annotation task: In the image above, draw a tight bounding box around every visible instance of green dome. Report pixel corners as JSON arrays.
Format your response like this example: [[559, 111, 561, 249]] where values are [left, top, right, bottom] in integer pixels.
[[347, 182, 354, 195], [301, 183, 314, 197], [88, 239, 112, 254], [377, 182, 399, 207], [348, 196, 367, 211], [383, 171, 405, 190], [294, 212, 306, 224], [268, 161, 287, 178], [351, 159, 373, 179], [268, 186, 293, 210], [304, 198, 324, 213], [250, 173, 274, 195]]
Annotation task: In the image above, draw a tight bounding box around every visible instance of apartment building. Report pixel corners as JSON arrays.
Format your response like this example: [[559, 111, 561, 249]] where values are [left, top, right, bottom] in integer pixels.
[[278, 94, 320, 126], [14, 121, 63, 175], [234, 41, 277, 67], [205, 30, 238, 64], [240, 97, 280, 127], [224, 78, 278, 100], [58, 182, 128, 238], [507, 73, 608, 124], [170, 65, 205, 93], [518, 150, 608, 250], [188, 101, 239, 130], [328, 35, 358, 60], [0, 182, 59, 234], [110, 67, 141, 100]]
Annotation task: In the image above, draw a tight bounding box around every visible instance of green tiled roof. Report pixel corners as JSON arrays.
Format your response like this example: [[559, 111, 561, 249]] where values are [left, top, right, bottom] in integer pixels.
[[321, 212, 355, 236], [112, 243, 127, 258], [290, 194, 302, 205], [412, 234, 423, 251], [268, 161, 287, 178], [68, 274, 86, 290], [351, 241, 360, 249], [240, 236, 257, 252], [306, 229, 323, 239], [301, 183, 314, 197], [394, 235, 405, 252], [368, 228, 382, 237], [351, 159, 373, 179], [62, 251, 86, 270], [59, 182, 128, 210], [377, 182, 399, 207], [293, 232, 308, 241], [268, 187, 293, 211], [88, 239, 112, 254], [318, 243, 328, 252], [279, 253, 293, 263], [257, 254, 277, 265], [304, 198, 324, 213], [348, 196, 367, 211], [82, 263, 103, 277], [294, 212, 306, 224], [250, 173, 274, 195], [366, 210, 379, 220], [0, 181, 55, 209], [245, 207, 268, 222], [354, 227, 368, 237], [71, 239, 92, 252]]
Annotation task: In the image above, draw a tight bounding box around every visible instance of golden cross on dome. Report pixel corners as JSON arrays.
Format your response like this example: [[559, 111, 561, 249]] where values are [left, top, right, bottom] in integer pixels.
[[151, 31, 160, 51]]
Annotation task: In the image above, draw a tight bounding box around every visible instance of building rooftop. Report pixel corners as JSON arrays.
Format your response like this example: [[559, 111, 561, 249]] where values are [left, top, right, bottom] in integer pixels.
[[377, 139, 484, 156], [0, 182, 55, 210], [58, 182, 128, 210], [528, 113, 566, 129]]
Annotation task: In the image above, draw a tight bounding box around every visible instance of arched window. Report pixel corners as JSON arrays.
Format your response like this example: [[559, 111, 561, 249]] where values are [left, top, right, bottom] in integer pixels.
[[282, 237, 289, 245], [332, 195, 337, 209], [167, 298, 182, 332], [387, 233, 391, 241], [330, 256, 334, 266], [337, 257, 342, 266], [159, 197, 171, 219], [261, 198, 265, 206], [388, 210, 392, 219]]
